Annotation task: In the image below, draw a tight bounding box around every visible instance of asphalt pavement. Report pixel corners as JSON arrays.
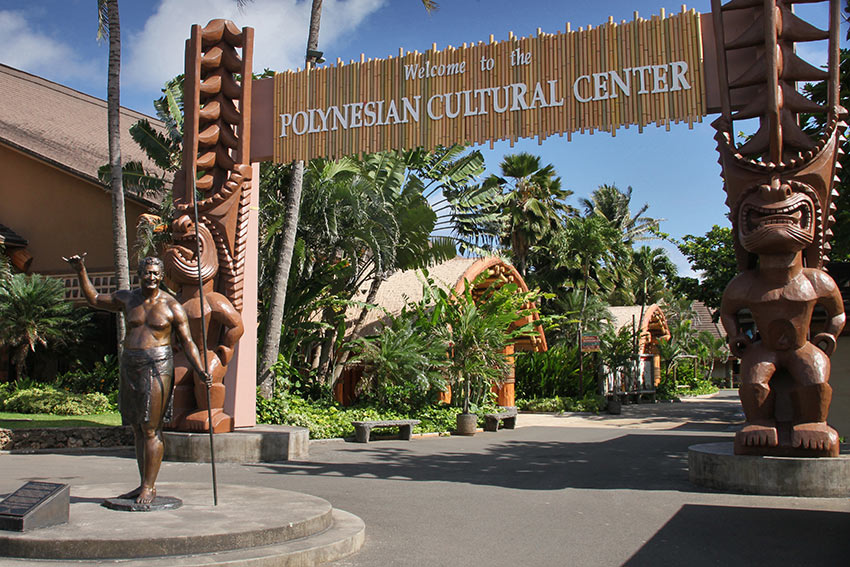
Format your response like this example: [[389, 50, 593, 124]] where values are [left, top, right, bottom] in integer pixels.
[[2, 390, 849, 567]]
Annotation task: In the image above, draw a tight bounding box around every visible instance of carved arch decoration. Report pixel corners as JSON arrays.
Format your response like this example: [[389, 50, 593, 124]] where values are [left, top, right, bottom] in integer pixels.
[[453, 257, 548, 353]]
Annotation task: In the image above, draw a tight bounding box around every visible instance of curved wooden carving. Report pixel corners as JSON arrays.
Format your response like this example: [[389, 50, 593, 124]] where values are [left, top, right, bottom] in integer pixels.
[[165, 19, 253, 433], [712, 0, 846, 456]]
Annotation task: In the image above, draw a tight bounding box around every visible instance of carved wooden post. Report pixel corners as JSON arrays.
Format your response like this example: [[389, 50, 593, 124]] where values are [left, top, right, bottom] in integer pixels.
[[164, 20, 255, 433], [711, 0, 845, 456]]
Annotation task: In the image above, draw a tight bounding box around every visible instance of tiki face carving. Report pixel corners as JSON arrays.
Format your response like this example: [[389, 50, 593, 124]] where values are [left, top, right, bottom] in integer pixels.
[[738, 181, 815, 255], [164, 214, 218, 285]]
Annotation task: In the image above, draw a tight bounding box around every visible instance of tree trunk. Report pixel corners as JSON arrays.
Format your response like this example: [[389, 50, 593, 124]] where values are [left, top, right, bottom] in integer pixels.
[[12, 345, 29, 381], [107, 0, 129, 351], [257, 0, 323, 398], [258, 160, 304, 397], [328, 271, 382, 385], [578, 262, 590, 398]]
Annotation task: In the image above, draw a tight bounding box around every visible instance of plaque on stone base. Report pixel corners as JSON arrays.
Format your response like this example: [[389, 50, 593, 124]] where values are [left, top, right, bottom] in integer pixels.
[[0, 481, 70, 532]]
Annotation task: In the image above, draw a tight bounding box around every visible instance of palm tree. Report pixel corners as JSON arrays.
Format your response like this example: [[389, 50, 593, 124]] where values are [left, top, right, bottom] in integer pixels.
[[557, 215, 622, 395], [259, 0, 442, 396], [0, 275, 80, 380], [580, 184, 660, 245], [258, 0, 325, 397], [100, 76, 183, 259], [482, 153, 573, 277], [97, 0, 130, 350]]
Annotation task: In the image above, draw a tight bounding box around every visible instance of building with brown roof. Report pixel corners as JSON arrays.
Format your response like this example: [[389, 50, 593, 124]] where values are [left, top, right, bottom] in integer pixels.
[[337, 256, 547, 407], [0, 63, 164, 279], [603, 304, 671, 396], [0, 64, 166, 380]]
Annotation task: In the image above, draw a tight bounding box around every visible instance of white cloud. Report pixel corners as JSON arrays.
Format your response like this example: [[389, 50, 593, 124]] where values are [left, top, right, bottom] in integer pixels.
[[0, 10, 100, 82], [124, 0, 386, 92]]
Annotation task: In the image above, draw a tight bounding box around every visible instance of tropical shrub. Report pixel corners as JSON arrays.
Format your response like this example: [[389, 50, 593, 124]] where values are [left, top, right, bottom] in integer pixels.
[[256, 392, 467, 439], [270, 355, 328, 400], [0, 274, 88, 380], [3, 386, 113, 415], [53, 355, 119, 394], [515, 344, 580, 399], [439, 277, 545, 413], [347, 314, 448, 404], [678, 379, 719, 396], [516, 395, 606, 414]]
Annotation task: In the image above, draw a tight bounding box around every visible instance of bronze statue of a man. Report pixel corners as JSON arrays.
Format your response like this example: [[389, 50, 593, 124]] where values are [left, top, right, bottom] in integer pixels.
[[65, 254, 209, 505]]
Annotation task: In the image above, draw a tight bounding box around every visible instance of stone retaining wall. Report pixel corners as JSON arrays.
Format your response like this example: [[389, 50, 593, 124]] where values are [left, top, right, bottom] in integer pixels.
[[0, 426, 133, 451]]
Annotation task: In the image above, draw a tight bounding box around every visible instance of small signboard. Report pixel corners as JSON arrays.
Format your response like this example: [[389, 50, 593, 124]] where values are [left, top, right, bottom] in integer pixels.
[[581, 335, 601, 353], [0, 481, 69, 532]]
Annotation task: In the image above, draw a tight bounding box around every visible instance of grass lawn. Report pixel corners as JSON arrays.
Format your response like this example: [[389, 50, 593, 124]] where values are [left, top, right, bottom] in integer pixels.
[[0, 411, 122, 430]]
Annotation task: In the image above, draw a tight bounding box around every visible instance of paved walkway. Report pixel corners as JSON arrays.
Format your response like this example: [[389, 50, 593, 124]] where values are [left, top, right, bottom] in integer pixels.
[[2, 391, 849, 567]]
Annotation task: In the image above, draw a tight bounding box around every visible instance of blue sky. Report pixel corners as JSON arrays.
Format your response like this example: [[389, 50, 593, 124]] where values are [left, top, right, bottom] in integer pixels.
[[2, 1, 842, 277]]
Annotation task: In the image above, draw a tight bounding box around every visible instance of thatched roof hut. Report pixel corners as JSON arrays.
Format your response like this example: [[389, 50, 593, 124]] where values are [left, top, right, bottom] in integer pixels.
[[347, 256, 548, 351]]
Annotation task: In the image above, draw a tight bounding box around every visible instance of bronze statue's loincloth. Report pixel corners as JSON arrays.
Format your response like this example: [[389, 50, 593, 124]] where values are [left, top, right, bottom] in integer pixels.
[[120, 346, 174, 425]]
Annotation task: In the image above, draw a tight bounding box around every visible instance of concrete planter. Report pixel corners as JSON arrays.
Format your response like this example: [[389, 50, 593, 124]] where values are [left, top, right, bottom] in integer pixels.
[[455, 413, 478, 436]]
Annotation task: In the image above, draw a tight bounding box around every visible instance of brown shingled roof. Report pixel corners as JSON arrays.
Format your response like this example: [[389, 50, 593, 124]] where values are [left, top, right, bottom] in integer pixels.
[[690, 300, 726, 340], [0, 223, 27, 247], [0, 63, 167, 205]]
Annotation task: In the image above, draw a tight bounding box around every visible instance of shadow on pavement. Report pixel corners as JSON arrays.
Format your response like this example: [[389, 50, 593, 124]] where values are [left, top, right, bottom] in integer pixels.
[[623, 504, 850, 567], [251, 430, 729, 492]]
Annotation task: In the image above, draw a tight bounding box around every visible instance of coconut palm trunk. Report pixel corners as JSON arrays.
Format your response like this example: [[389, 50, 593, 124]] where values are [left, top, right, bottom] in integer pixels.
[[101, 0, 130, 350], [101, 0, 130, 352], [258, 0, 322, 398]]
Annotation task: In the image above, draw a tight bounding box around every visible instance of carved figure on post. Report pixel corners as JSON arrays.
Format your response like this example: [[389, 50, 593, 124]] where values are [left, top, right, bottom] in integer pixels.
[[711, 0, 846, 456], [165, 215, 244, 432], [164, 18, 254, 432]]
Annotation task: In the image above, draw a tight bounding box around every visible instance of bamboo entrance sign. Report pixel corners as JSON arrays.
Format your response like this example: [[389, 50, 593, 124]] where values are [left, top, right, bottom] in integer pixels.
[[273, 7, 705, 163]]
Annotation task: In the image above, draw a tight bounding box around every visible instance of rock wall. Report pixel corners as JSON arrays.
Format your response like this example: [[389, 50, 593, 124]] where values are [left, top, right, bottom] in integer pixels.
[[0, 426, 133, 451]]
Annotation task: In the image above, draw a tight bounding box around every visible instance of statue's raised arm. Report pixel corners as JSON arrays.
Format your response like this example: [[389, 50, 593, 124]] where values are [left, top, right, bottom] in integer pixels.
[[63, 253, 129, 312]]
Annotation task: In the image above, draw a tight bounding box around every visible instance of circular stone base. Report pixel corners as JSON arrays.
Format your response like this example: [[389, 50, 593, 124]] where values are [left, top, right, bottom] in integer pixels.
[[689, 442, 850, 497], [0, 483, 364, 565], [102, 496, 182, 512]]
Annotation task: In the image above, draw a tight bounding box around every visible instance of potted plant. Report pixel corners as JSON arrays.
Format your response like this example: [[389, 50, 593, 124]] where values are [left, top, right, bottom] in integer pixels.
[[439, 278, 540, 435]]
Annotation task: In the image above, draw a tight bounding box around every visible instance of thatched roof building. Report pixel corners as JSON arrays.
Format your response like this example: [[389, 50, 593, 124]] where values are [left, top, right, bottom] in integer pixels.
[[348, 256, 547, 353]]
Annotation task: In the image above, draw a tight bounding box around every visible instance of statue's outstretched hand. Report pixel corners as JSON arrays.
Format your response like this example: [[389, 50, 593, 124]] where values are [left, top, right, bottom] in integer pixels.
[[812, 332, 837, 357], [62, 253, 87, 272], [201, 371, 213, 388]]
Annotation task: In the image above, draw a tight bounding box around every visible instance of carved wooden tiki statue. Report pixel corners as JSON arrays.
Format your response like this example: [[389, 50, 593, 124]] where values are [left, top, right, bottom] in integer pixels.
[[164, 20, 254, 433], [711, 0, 845, 456]]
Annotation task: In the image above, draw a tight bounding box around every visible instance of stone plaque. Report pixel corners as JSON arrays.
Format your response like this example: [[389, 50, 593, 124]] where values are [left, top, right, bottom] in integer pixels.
[[0, 481, 69, 532]]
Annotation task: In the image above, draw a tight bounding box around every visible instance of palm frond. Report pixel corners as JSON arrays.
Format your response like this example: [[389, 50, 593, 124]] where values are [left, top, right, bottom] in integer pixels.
[[96, 0, 109, 42]]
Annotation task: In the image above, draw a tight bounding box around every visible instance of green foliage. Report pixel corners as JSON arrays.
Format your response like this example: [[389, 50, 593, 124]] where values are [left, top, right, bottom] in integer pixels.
[[515, 344, 580, 399], [256, 392, 464, 439], [348, 315, 448, 403], [678, 380, 719, 397], [53, 355, 119, 395], [259, 145, 485, 381], [0, 244, 11, 282], [437, 275, 544, 413], [654, 373, 678, 401], [269, 355, 328, 399], [516, 395, 606, 413], [579, 184, 660, 245], [2, 386, 113, 416], [478, 152, 574, 275], [0, 274, 85, 380], [675, 225, 736, 310]]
